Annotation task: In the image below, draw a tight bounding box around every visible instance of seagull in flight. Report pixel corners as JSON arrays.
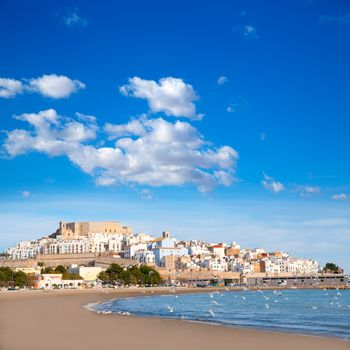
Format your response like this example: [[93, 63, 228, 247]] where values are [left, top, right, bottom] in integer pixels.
[[167, 305, 174, 313], [206, 309, 215, 317]]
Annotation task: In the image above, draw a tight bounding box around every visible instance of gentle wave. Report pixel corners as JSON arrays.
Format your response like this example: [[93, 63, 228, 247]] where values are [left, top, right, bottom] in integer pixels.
[[90, 289, 350, 339]]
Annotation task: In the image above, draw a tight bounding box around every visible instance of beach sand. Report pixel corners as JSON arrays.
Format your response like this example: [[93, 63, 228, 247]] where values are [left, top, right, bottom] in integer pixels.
[[0, 288, 348, 350]]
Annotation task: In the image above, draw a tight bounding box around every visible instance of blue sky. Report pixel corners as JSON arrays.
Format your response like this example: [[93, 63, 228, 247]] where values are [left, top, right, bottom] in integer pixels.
[[0, 0, 349, 271]]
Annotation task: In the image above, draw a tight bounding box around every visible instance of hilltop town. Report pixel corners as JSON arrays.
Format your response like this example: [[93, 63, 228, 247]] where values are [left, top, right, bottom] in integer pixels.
[[2, 220, 347, 289]]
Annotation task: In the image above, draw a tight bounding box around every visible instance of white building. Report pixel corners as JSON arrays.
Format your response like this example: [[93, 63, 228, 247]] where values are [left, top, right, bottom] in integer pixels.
[[188, 244, 210, 256], [124, 243, 148, 259], [68, 265, 102, 282], [88, 233, 124, 253], [263, 259, 281, 274], [211, 245, 225, 258], [128, 233, 155, 245], [34, 274, 83, 289], [203, 258, 228, 271], [134, 250, 155, 264], [286, 258, 319, 275], [6, 240, 43, 260], [229, 260, 254, 274]]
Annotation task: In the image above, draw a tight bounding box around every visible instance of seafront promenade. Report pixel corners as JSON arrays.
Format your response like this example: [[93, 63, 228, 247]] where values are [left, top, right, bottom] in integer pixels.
[[0, 287, 349, 350]]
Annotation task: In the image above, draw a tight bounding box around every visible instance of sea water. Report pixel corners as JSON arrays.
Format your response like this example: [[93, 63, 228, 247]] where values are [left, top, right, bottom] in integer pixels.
[[92, 289, 350, 339]]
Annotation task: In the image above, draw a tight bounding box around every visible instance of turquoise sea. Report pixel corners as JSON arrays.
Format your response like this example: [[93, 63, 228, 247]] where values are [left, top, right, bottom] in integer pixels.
[[92, 289, 350, 339]]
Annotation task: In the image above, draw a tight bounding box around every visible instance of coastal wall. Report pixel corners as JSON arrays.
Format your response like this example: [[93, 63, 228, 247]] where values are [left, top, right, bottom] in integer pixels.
[[0, 258, 37, 268], [157, 268, 241, 282], [94, 255, 138, 268], [245, 273, 348, 287], [0, 254, 139, 269], [36, 253, 96, 267]]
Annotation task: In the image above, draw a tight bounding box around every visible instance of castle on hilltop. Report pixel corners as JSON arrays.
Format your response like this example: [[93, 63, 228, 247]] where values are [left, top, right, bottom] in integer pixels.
[[57, 221, 132, 239]]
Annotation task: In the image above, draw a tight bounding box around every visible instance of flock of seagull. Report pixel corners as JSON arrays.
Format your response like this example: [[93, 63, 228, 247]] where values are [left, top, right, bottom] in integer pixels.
[[162, 287, 350, 319], [96, 286, 349, 326]]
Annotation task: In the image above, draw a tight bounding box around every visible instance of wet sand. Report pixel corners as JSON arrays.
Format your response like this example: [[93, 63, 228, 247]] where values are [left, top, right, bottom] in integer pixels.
[[0, 288, 348, 350]]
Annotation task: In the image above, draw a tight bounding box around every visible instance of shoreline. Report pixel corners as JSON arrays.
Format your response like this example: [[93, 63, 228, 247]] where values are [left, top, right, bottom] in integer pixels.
[[1, 288, 349, 350], [84, 288, 350, 341]]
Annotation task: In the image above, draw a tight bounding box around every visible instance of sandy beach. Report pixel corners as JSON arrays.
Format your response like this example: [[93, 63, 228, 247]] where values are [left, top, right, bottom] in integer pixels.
[[0, 288, 348, 350]]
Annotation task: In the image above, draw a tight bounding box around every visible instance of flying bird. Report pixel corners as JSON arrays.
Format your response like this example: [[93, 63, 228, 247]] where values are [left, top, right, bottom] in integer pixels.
[[167, 305, 174, 313]]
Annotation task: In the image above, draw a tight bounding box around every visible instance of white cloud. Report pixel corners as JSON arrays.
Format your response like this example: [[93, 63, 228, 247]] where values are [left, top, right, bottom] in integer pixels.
[[3, 109, 97, 158], [226, 103, 240, 113], [226, 103, 239, 113], [332, 193, 349, 201], [226, 105, 235, 113], [242, 25, 258, 39], [217, 76, 228, 85], [63, 8, 88, 27], [3, 109, 238, 193], [262, 173, 285, 193], [319, 13, 350, 25], [75, 112, 96, 123], [226, 96, 247, 113], [0, 78, 24, 98], [304, 186, 320, 193], [0, 74, 85, 99], [295, 185, 321, 197], [104, 115, 147, 139], [29, 74, 85, 98], [120, 77, 203, 120], [22, 191, 30, 198]]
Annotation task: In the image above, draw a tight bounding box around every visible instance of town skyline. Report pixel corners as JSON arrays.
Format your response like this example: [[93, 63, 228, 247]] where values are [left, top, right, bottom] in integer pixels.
[[3, 217, 344, 273], [5, 219, 323, 277]]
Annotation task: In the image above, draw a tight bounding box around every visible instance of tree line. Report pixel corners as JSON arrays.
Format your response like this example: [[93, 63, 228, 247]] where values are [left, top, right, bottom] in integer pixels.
[[0, 267, 35, 288], [98, 264, 162, 286], [40, 265, 82, 280]]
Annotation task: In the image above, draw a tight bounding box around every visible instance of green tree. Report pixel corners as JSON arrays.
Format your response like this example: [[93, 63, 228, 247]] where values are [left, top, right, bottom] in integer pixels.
[[323, 262, 342, 274], [140, 265, 162, 285], [97, 271, 110, 283], [0, 267, 13, 287], [54, 265, 67, 274], [13, 270, 27, 288], [128, 265, 143, 285], [62, 272, 82, 280], [25, 274, 36, 288], [105, 264, 123, 282], [97, 263, 162, 286], [41, 267, 54, 274], [120, 270, 132, 284]]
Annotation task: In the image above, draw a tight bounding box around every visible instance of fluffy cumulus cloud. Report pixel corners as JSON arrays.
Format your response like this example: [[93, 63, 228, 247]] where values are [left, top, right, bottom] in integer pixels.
[[2, 109, 238, 192], [0, 78, 24, 98], [262, 173, 285, 193], [3, 109, 97, 158], [28, 74, 85, 98], [120, 77, 203, 120], [0, 74, 85, 99]]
